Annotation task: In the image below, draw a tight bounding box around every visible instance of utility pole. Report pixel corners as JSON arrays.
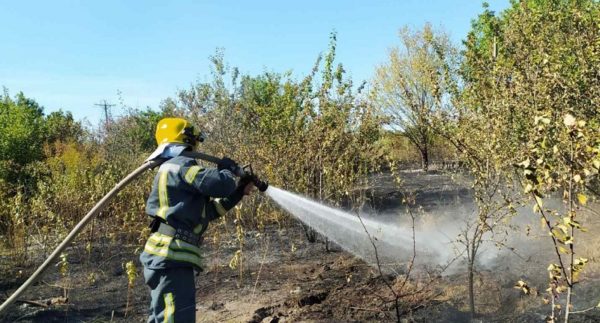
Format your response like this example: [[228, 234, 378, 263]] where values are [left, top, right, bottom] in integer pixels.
[[94, 100, 115, 129]]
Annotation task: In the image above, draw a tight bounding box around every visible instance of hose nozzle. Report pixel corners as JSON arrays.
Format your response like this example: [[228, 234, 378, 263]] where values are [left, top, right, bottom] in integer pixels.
[[237, 164, 268, 193], [254, 179, 269, 192]]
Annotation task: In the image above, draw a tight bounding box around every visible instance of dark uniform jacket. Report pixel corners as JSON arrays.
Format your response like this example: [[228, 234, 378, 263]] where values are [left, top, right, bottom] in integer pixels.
[[140, 156, 244, 270]]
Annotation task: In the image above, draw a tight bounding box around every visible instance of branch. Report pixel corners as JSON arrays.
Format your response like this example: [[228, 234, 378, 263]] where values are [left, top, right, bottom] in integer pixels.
[[397, 199, 417, 293], [531, 192, 570, 284], [354, 212, 401, 322], [251, 232, 270, 298], [570, 306, 600, 315]]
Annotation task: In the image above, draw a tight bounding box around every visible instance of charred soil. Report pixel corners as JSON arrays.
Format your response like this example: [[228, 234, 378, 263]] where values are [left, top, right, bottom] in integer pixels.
[[2, 171, 600, 322]]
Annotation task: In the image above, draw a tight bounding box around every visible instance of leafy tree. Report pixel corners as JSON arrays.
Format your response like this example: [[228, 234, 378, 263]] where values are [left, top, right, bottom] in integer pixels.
[[44, 110, 84, 145], [435, 79, 519, 320], [0, 91, 45, 183], [373, 24, 458, 171], [462, 1, 600, 321], [101, 108, 167, 167]]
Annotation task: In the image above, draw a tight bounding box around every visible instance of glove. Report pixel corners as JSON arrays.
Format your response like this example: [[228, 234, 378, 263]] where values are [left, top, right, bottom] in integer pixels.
[[217, 157, 238, 174], [237, 175, 253, 188], [236, 175, 255, 196]]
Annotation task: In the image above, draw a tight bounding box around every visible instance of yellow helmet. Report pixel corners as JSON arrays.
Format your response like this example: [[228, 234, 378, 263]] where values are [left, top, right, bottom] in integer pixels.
[[155, 118, 204, 148]]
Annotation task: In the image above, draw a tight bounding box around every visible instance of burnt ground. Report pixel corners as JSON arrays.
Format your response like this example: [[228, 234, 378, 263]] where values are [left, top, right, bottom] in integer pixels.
[[1, 171, 600, 322], [0, 225, 466, 323], [363, 170, 472, 213]]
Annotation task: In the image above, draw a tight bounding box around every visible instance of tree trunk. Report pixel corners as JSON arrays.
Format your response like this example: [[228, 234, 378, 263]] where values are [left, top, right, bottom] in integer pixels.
[[468, 256, 476, 320], [302, 223, 317, 243], [565, 286, 571, 322], [420, 147, 429, 172]]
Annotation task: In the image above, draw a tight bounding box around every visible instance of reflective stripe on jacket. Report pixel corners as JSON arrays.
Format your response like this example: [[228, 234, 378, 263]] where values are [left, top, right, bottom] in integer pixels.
[[141, 155, 245, 269]]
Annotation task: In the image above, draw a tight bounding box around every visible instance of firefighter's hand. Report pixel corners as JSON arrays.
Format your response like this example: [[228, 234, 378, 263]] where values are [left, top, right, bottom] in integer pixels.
[[236, 176, 254, 195], [217, 157, 238, 174], [243, 182, 255, 196]]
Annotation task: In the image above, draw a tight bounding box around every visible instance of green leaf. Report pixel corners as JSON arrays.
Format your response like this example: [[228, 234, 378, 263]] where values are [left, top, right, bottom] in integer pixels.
[[563, 217, 581, 229], [518, 159, 531, 168], [556, 224, 569, 234], [534, 195, 543, 207], [577, 193, 588, 205], [563, 236, 574, 245]]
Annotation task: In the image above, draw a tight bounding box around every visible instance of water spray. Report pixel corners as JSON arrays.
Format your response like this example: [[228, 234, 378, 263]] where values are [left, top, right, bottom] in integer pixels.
[[264, 187, 413, 263], [265, 186, 456, 269]]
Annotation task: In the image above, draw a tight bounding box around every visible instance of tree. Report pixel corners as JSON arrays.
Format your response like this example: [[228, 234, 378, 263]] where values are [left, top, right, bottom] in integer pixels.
[[373, 24, 458, 171], [0, 91, 45, 183], [416, 7, 523, 319], [462, 1, 600, 321], [436, 87, 519, 320], [99, 108, 167, 168], [44, 110, 84, 145]]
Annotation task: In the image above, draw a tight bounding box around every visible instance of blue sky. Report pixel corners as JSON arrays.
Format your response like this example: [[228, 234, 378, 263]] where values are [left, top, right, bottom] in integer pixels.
[[1, 1, 510, 124]]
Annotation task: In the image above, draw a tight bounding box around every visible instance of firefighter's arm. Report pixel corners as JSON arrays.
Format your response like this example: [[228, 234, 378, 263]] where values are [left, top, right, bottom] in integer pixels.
[[207, 187, 244, 219], [182, 166, 236, 198], [207, 180, 254, 220]]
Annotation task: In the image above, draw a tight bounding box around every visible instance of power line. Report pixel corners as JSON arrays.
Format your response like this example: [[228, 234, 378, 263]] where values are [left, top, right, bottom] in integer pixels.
[[94, 100, 115, 129]]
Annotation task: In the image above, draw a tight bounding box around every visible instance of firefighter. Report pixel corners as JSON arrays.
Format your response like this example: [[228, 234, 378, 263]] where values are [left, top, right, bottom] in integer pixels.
[[140, 117, 253, 322]]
